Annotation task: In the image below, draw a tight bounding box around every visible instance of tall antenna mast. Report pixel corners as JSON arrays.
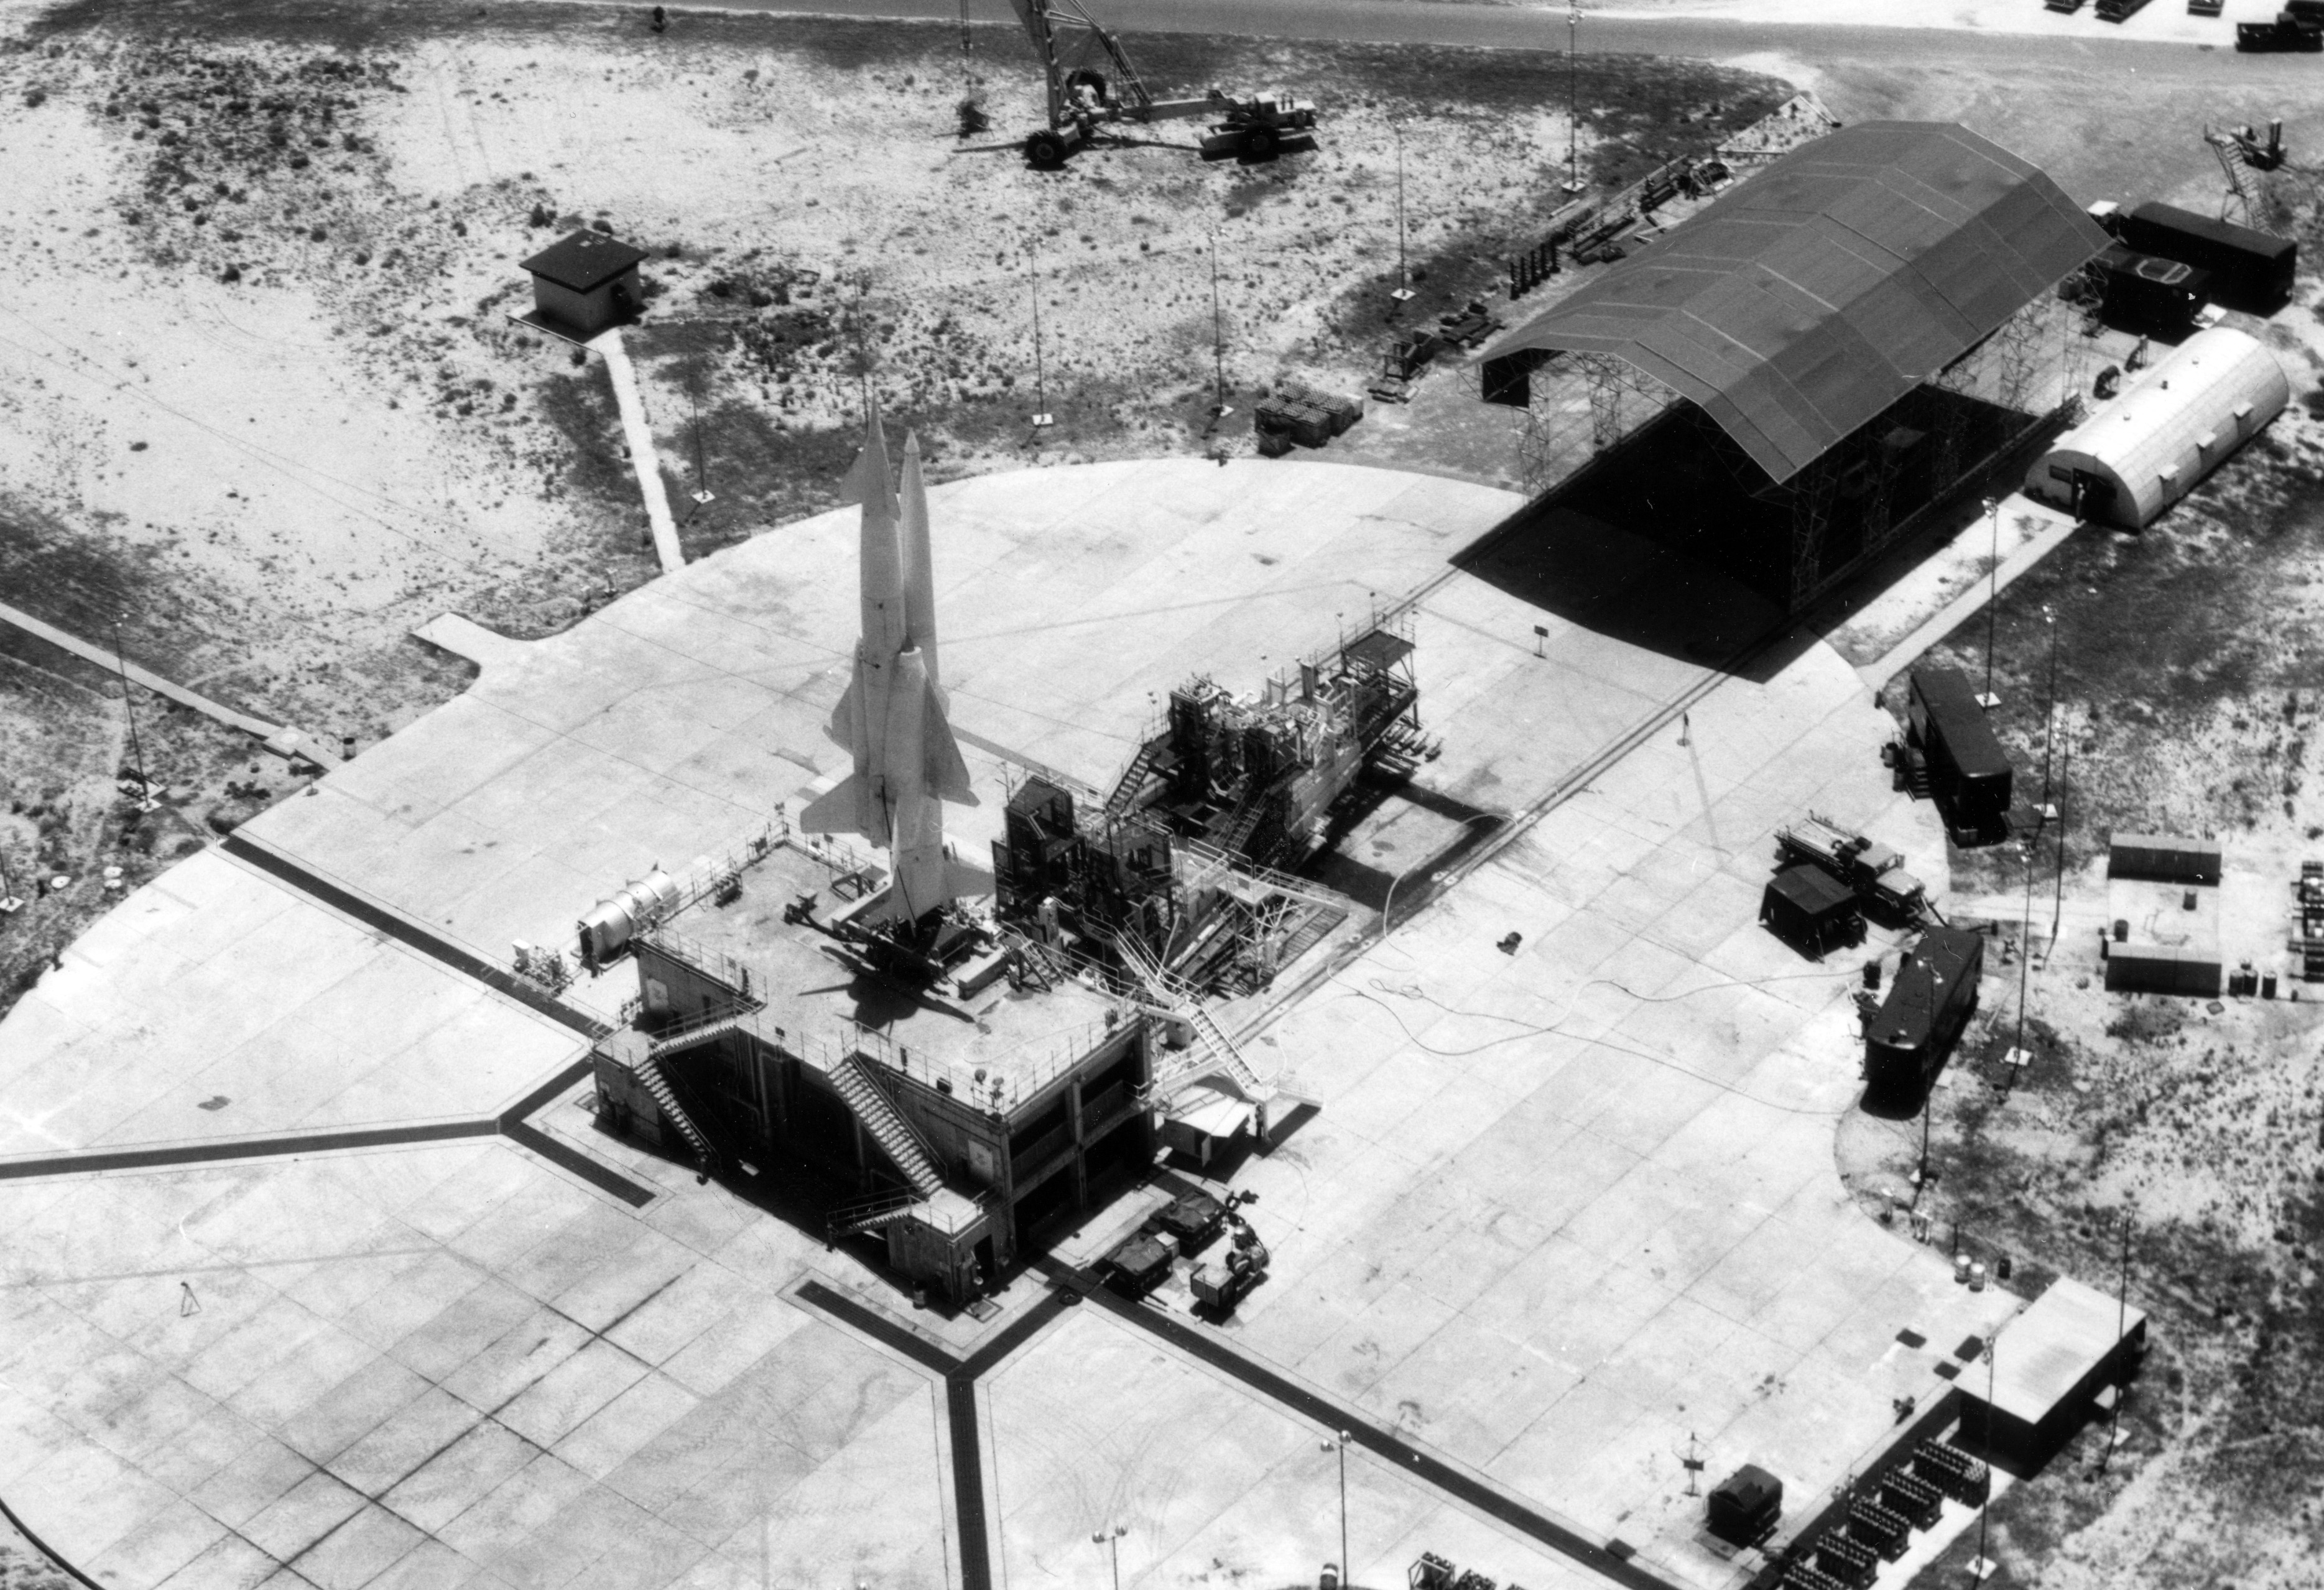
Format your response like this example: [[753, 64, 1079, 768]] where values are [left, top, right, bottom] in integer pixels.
[[1210, 233, 1233, 427], [1030, 236, 1053, 429], [112, 614, 158, 813], [1391, 123, 1415, 317], [1563, 6, 1586, 195]]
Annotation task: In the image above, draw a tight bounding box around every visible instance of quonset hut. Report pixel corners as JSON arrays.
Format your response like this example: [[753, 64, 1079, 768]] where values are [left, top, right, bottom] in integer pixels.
[[1479, 122, 2109, 609], [2023, 327, 2289, 529]]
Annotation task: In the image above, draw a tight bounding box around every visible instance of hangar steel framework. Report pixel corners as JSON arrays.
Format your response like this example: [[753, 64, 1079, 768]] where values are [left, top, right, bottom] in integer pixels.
[[1488, 121, 2113, 609]]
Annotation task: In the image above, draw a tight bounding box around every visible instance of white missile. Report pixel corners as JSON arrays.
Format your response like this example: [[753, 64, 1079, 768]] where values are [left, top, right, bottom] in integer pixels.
[[799, 401, 991, 925]]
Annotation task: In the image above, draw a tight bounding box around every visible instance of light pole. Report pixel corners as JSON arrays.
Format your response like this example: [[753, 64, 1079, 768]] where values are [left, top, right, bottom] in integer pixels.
[[2008, 833, 2035, 1089], [1094, 1523, 1127, 1590], [1322, 1430, 1351, 1586], [1030, 236, 1053, 429], [2038, 604, 2060, 821], [1563, 7, 1585, 195], [1972, 1337, 1997, 1581], [1389, 124, 1415, 318], [2052, 731, 2071, 943], [1210, 233, 1233, 427], [1979, 496, 2001, 709], [2100, 1211, 2131, 1471], [111, 614, 158, 812]]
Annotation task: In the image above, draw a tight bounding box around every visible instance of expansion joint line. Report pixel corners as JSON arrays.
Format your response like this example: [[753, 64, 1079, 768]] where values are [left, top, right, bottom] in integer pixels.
[[793, 1279, 1075, 1590], [0, 1058, 655, 1208], [1029, 1258, 1685, 1590]]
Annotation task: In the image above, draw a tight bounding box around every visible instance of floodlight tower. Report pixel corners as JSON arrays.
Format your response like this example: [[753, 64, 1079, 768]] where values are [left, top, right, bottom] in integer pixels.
[[1389, 124, 1415, 318], [1979, 496, 2001, 709], [1093, 1524, 1127, 1590], [1562, 6, 1586, 196], [1209, 233, 1233, 427], [1030, 236, 1054, 429], [111, 615, 159, 813]]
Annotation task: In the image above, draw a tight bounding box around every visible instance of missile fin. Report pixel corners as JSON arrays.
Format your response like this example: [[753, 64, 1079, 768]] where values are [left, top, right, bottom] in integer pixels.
[[920, 674, 977, 807]]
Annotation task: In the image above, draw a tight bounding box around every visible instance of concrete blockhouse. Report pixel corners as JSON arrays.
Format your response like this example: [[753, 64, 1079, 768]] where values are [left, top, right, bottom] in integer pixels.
[[519, 229, 649, 339], [2025, 326, 2289, 528]]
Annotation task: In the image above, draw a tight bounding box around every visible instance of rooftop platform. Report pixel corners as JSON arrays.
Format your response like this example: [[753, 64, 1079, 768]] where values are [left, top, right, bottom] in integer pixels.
[[646, 835, 1124, 1106], [1979, 1275, 2146, 1432]]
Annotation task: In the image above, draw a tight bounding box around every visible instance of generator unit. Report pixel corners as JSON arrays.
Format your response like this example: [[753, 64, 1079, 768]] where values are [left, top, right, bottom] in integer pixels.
[[1706, 1464, 1783, 1545]]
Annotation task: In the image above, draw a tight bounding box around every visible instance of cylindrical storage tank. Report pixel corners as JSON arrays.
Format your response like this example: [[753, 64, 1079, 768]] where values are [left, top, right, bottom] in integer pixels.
[[2024, 326, 2290, 529], [578, 899, 636, 964]]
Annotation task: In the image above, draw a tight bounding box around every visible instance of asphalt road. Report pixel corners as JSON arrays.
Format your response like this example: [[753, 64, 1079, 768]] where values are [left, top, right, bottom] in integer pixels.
[[637, 0, 2324, 86]]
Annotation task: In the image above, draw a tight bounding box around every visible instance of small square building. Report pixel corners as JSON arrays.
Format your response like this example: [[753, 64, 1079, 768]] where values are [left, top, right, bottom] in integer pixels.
[[2103, 831, 2223, 997], [519, 229, 649, 340]]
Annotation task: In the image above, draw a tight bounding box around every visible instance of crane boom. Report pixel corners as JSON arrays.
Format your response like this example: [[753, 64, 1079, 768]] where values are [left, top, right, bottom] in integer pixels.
[[1005, 0, 1317, 167]]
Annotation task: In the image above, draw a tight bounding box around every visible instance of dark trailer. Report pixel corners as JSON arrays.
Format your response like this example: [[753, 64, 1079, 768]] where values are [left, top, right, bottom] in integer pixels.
[[2091, 243, 2211, 333], [2117, 201, 2296, 312], [1907, 667, 2014, 833], [1865, 924, 1984, 1096]]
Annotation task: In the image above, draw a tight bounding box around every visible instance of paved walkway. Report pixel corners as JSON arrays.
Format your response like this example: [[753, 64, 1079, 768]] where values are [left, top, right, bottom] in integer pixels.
[[1853, 497, 2085, 694], [0, 598, 339, 767], [595, 327, 686, 576]]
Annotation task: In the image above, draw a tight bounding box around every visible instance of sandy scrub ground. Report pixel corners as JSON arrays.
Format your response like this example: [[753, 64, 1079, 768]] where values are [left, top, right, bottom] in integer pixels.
[[3, 0, 2324, 1586]]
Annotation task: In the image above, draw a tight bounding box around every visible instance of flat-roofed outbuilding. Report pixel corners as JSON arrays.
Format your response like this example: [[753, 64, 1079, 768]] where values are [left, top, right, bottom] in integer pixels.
[[519, 228, 649, 340]]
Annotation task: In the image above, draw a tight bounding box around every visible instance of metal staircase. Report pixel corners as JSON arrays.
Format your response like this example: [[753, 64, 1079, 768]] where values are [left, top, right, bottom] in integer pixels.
[[1105, 736, 1169, 821], [634, 1051, 720, 1176], [1111, 931, 1274, 1109], [825, 1188, 925, 1246], [831, 1055, 946, 1198], [646, 1005, 757, 1063]]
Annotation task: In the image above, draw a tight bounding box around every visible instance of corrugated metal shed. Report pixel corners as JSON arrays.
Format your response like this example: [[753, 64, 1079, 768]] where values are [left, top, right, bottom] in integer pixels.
[[2024, 327, 2290, 529], [1483, 122, 2109, 485]]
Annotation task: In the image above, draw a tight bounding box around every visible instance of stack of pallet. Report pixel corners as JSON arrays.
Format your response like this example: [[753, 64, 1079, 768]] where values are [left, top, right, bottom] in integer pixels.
[[2290, 859, 2324, 979], [1255, 389, 1363, 453]]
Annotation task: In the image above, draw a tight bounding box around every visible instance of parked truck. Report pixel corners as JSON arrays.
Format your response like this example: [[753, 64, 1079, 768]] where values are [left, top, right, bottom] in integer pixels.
[[1775, 812, 1928, 920]]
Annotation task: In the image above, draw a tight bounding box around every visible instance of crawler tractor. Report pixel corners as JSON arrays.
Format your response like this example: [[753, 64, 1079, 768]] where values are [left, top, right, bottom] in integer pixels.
[[1008, 0, 1318, 168]]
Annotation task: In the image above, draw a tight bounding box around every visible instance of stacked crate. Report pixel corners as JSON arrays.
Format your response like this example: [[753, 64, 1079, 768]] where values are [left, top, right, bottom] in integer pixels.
[[1879, 1469, 1944, 1530], [1913, 1440, 1991, 1505], [1845, 1497, 1911, 1562], [1812, 1533, 1878, 1590]]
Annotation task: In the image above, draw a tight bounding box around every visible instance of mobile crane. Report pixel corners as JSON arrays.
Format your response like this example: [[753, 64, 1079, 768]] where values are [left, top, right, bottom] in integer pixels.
[[1007, 0, 1318, 168]]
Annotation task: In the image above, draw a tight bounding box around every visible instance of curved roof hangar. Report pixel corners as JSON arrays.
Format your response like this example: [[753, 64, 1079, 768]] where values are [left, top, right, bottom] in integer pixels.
[[1486, 121, 2111, 485]]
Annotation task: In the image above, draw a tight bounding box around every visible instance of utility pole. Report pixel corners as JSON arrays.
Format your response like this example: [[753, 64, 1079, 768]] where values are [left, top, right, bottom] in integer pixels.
[[1389, 124, 1415, 318], [2039, 604, 2060, 821], [2009, 833, 2035, 1089], [1210, 233, 1233, 427], [2052, 731, 2070, 943], [111, 614, 158, 813], [1972, 1336, 1998, 1581], [1979, 496, 2001, 709], [1030, 237, 1053, 429], [1917, 1083, 1933, 1196], [1563, 6, 1586, 195], [2100, 1211, 2132, 1472]]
